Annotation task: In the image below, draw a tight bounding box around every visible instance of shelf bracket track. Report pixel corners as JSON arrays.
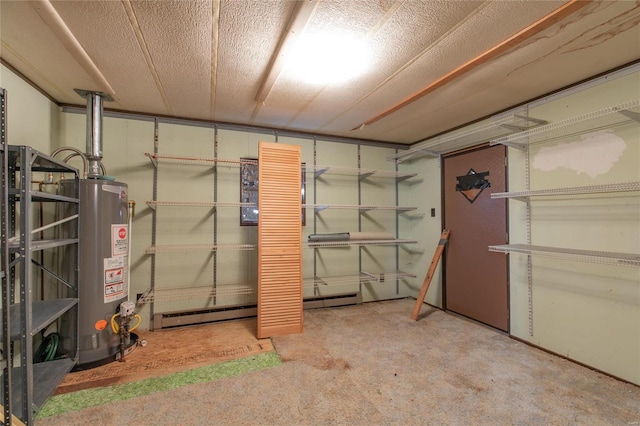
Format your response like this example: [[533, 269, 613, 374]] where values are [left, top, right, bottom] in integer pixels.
[[314, 167, 329, 178], [492, 139, 527, 151], [359, 271, 378, 281], [314, 276, 328, 286], [358, 171, 375, 180]]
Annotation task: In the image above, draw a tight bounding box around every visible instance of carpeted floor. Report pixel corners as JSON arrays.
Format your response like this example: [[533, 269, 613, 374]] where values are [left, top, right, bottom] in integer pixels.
[[36, 298, 640, 425]]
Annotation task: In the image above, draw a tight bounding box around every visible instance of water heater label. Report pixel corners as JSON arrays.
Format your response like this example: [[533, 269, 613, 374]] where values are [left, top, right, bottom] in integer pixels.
[[111, 224, 129, 257], [104, 256, 127, 303]]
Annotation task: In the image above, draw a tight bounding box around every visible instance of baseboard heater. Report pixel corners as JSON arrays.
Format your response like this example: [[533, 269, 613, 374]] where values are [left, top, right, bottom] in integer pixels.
[[153, 292, 362, 330], [302, 291, 362, 309]]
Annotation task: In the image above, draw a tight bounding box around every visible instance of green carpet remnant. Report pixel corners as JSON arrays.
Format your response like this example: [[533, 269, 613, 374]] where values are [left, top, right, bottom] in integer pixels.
[[37, 352, 281, 418]]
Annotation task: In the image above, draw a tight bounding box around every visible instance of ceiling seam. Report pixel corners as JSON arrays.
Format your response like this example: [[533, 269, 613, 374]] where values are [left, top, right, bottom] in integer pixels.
[[31, 0, 115, 96], [210, 0, 220, 120], [282, 0, 408, 130], [253, 1, 319, 105], [357, 0, 592, 128], [365, 0, 406, 38], [250, 0, 319, 124], [121, 0, 173, 115], [317, 0, 492, 132]]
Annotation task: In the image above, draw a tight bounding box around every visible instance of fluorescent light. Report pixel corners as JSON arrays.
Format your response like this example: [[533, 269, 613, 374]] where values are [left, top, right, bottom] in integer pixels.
[[284, 32, 370, 86]]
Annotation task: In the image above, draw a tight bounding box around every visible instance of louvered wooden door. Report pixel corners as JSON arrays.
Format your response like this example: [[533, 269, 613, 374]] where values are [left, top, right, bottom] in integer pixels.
[[257, 142, 303, 338]]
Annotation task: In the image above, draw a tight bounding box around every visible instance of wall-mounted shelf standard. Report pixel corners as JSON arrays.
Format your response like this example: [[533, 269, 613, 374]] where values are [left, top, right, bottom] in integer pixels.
[[309, 164, 416, 181], [146, 200, 256, 209], [491, 99, 640, 149], [306, 239, 417, 248], [491, 181, 640, 200], [145, 152, 257, 168], [387, 112, 547, 162], [305, 203, 417, 213], [145, 243, 255, 255], [489, 244, 640, 267]]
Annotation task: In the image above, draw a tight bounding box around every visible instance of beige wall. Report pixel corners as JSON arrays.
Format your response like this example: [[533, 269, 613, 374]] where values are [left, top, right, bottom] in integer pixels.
[[0, 64, 59, 151], [398, 155, 443, 307]]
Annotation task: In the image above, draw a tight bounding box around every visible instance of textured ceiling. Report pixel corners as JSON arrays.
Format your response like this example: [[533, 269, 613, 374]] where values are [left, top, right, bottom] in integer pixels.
[[1, 0, 639, 145]]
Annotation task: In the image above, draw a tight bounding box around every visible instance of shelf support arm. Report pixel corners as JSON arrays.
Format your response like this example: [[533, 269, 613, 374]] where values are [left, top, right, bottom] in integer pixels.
[[30, 259, 75, 291]]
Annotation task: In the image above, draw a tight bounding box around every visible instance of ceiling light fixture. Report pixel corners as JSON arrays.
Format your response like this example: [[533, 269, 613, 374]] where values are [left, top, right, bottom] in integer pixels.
[[284, 31, 371, 86]]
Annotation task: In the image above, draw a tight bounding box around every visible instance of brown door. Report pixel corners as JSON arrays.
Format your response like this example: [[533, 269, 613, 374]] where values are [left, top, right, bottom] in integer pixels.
[[443, 145, 508, 331]]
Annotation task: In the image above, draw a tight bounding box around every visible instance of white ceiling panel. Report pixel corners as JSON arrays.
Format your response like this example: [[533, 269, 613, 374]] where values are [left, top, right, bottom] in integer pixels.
[[370, 0, 640, 143], [257, 0, 485, 131], [215, 0, 296, 123], [1, 0, 638, 145], [50, 0, 168, 114], [323, 0, 568, 139], [129, 0, 213, 118], [0, 1, 100, 102]]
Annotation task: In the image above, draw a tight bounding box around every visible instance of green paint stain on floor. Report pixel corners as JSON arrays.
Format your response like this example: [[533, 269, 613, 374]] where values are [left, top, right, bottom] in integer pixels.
[[37, 352, 281, 419]]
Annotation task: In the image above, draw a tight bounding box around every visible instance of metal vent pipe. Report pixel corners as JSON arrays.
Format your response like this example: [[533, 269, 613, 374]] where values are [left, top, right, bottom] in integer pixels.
[[74, 89, 113, 178]]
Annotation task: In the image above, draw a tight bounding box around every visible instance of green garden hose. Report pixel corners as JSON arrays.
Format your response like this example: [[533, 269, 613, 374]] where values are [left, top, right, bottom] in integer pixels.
[[34, 332, 59, 363]]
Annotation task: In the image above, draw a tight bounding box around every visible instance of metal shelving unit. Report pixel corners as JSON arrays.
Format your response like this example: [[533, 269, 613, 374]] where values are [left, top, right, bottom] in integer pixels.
[[306, 203, 417, 213], [387, 112, 547, 162], [491, 99, 640, 149], [1, 143, 79, 424], [1, 87, 11, 425], [306, 239, 417, 248], [309, 164, 416, 181], [491, 181, 640, 200], [145, 144, 419, 323], [1, 300, 77, 339], [146, 200, 255, 209], [138, 283, 254, 304], [309, 142, 420, 299], [303, 270, 416, 288], [490, 98, 640, 336], [145, 243, 255, 254], [488, 244, 640, 267], [145, 152, 257, 168], [145, 144, 262, 328]]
